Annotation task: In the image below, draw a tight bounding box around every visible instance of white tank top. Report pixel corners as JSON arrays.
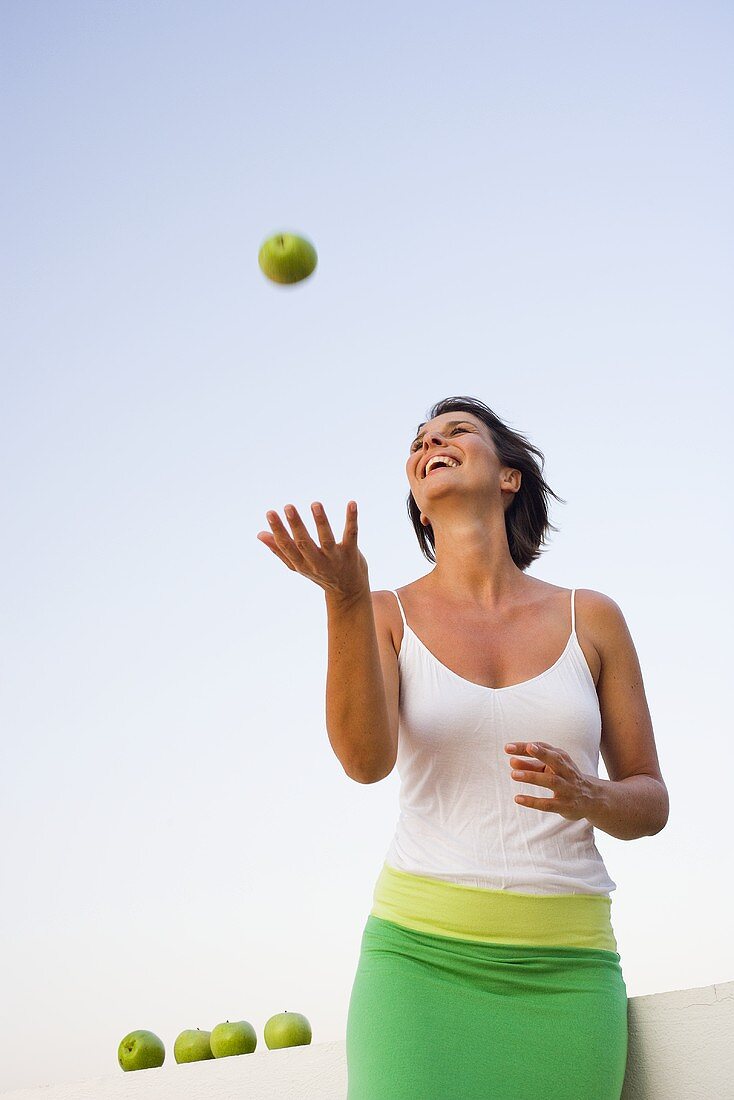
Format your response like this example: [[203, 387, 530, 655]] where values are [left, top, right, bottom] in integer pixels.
[[383, 588, 617, 896]]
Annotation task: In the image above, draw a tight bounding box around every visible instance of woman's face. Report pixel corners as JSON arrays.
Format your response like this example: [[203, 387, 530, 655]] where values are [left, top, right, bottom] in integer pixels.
[[406, 412, 497, 497], [406, 412, 520, 523]]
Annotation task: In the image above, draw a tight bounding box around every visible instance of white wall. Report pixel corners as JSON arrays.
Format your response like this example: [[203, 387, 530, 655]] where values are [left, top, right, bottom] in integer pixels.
[[2, 983, 731, 1099], [621, 981, 733, 1100]]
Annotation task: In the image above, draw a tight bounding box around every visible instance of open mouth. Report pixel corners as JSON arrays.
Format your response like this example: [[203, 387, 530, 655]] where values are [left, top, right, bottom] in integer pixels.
[[422, 457, 461, 478]]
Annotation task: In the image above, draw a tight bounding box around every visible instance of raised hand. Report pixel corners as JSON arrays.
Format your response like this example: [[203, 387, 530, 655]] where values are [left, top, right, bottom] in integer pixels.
[[256, 500, 369, 603]]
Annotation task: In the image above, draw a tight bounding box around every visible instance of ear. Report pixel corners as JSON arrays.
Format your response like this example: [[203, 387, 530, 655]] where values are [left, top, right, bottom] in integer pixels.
[[420, 513, 430, 527]]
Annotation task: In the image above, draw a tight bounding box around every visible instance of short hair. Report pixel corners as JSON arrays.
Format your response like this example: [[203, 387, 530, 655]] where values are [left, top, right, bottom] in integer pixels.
[[406, 395, 566, 571]]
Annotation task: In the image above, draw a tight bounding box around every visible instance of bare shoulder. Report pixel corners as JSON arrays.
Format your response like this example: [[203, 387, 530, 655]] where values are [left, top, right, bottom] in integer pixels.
[[573, 588, 632, 660], [574, 587, 626, 619], [370, 589, 403, 656]]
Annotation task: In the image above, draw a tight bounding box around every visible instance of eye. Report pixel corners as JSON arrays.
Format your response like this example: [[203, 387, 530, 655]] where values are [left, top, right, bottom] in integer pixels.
[[410, 426, 468, 452]]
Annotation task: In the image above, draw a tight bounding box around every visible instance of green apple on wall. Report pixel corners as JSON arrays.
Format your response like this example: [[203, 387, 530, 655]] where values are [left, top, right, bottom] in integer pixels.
[[117, 1030, 165, 1071], [173, 1028, 215, 1063], [263, 1010, 312, 1049], [210, 1019, 258, 1057]]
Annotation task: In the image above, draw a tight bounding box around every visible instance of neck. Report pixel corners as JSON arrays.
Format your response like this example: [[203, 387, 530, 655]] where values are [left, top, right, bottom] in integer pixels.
[[424, 510, 528, 611]]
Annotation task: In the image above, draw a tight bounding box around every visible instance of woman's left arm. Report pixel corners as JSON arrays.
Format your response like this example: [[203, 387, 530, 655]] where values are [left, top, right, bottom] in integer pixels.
[[505, 592, 669, 840], [584, 590, 669, 840]]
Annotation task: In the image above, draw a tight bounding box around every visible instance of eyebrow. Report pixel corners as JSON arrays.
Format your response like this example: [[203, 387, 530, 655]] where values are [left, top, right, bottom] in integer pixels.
[[411, 419, 476, 446]]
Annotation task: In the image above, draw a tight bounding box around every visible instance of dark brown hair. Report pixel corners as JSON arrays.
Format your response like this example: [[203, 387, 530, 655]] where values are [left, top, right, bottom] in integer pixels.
[[407, 396, 566, 571]]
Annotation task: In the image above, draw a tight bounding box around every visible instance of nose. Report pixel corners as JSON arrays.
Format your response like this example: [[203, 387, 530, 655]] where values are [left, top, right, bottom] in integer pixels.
[[422, 430, 447, 451], [412, 430, 449, 476]]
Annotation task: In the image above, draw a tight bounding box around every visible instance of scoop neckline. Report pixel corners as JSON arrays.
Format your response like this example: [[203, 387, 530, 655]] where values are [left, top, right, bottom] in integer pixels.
[[400, 621, 577, 693]]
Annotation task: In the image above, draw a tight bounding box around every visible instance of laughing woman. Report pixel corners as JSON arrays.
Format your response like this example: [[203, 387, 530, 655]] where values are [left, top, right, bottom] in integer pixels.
[[256, 395, 669, 1100]]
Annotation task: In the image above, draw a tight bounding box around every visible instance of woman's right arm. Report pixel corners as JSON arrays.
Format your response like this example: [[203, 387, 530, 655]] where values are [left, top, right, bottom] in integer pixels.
[[325, 588, 399, 783], [257, 500, 398, 784]]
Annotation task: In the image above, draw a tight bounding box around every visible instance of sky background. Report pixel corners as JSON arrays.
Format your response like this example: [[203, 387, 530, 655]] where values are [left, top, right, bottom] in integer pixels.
[[1, 0, 733, 1091]]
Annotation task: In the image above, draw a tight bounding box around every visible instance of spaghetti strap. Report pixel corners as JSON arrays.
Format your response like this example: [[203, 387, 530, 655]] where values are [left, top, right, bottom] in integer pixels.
[[571, 588, 576, 635], [392, 590, 408, 630]]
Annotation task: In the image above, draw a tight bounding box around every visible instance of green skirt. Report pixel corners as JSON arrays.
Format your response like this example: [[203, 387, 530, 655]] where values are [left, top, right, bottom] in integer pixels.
[[346, 863, 628, 1100]]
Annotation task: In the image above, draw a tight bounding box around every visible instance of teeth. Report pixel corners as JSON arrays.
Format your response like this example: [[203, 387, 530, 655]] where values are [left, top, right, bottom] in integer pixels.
[[425, 456, 460, 476]]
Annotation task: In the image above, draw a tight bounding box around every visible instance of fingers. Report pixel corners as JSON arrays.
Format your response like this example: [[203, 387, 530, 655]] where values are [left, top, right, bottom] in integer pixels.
[[280, 504, 320, 556], [343, 500, 357, 543], [259, 509, 309, 569], [256, 529, 297, 570], [257, 502, 336, 564], [259, 503, 349, 549], [509, 758, 545, 772], [257, 501, 358, 578], [310, 502, 336, 548]]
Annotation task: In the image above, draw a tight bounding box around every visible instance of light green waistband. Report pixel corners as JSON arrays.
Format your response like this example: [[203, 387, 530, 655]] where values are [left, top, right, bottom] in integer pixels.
[[370, 861, 618, 953]]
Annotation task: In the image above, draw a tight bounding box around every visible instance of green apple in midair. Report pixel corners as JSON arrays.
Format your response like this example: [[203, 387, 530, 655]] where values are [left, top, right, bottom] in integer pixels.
[[258, 232, 317, 284], [210, 1018, 257, 1057], [117, 1029, 165, 1071], [173, 1028, 215, 1063], [263, 1010, 312, 1049]]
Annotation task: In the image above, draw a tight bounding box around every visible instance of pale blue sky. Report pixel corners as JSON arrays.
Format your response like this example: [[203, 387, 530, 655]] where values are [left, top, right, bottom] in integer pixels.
[[2, 1, 733, 1090]]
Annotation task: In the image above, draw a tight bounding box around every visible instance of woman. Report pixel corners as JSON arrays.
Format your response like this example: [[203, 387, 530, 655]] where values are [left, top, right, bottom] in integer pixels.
[[257, 395, 668, 1099]]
